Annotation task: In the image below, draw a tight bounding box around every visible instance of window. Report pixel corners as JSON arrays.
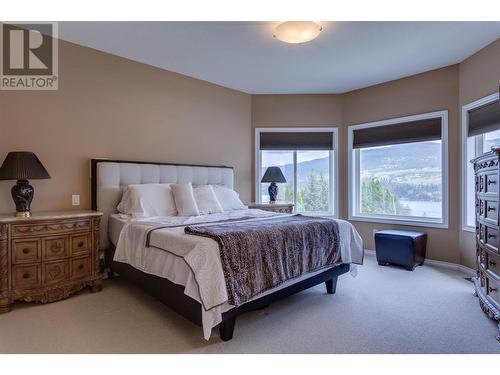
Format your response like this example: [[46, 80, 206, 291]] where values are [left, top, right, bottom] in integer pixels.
[[462, 92, 500, 231], [256, 128, 338, 215], [349, 111, 448, 227]]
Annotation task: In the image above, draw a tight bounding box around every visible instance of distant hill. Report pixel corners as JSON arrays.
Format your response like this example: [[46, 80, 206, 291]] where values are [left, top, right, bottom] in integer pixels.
[[269, 157, 329, 189], [265, 141, 442, 192], [360, 142, 441, 170]]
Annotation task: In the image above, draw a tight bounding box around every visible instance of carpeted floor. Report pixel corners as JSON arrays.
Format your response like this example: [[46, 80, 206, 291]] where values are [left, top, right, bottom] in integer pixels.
[[1, 253, 499, 354]]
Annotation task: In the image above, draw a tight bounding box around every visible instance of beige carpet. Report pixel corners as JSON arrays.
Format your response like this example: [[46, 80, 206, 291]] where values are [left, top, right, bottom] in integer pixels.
[[1, 253, 499, 354]]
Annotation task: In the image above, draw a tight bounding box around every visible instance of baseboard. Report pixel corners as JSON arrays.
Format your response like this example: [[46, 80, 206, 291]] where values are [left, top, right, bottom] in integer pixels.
[[364, 249, 476, 277]]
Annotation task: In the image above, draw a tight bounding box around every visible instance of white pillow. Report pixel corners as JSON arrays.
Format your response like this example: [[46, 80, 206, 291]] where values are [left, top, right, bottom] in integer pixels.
[[171, 183, 200, 216], [212, 185, 247, 211], [193, 185, 224, 214], [117, 184, 177, 218]]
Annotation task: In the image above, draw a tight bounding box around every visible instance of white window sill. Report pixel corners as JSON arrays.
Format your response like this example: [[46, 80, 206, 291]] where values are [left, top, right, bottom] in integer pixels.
[[348, 214, 448, 229], [462, 225, 475, 233], [296, 212, 336, 217]]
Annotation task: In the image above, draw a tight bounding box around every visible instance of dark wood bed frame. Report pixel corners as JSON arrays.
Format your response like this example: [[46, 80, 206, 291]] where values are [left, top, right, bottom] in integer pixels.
[[91, 158, 350, 341]]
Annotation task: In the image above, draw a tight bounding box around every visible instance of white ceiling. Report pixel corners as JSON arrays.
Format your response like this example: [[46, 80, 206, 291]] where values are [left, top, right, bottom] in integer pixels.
[[59, 22, 500, 94]]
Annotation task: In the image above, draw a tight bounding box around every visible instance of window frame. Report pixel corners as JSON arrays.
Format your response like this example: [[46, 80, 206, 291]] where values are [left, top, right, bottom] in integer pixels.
[[255, 127, 339, 217], [461, 92, 500, 233], [348, 110, 449, 228]]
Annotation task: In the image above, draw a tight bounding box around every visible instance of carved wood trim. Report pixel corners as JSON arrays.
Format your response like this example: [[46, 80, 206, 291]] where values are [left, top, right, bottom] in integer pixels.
[[92, 217, 101, 275], [474, 277, 500, 321], [0, 239, 8, 293], [0, 223, 9, 296], [10, 278, 100, 304], [0, 213, 103, 314], [474, 157, 499, 173], [0, 224, 8, 241], [11, 219, 91, 238]]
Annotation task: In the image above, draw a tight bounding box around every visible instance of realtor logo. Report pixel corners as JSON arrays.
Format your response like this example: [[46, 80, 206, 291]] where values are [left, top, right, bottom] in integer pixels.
[[1, 22, 58, 90]]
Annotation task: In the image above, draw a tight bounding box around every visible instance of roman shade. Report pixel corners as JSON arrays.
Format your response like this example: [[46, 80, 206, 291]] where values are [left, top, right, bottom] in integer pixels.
[[468, 99, 500, 137], [259, 132, 334, 150], [352, 117, 442, 149]]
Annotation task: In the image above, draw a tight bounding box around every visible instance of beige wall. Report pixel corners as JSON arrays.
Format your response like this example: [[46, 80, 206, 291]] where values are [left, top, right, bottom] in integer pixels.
[[0, 40, 252, 213], [343, 66, 460, 264], [458, 39, 500, 268], [252, 66, 461, 264]]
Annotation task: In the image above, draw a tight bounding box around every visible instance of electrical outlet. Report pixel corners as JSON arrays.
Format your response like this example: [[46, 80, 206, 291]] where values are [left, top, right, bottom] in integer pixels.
[[72, 195, 80, 206]]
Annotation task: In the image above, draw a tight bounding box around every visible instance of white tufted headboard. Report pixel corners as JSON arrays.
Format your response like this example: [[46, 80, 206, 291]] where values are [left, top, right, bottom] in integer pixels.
[[91, 159, 234, 249]]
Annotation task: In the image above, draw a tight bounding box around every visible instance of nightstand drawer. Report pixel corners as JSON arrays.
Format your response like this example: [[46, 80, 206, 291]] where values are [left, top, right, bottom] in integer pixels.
[[12, 239, 41, 264], [70, 257, 92, 280], [42, 236, 69, 261], [12, 264, 42, 290], [70, 233, 91, 256], [43, 260, 69, 286], [11, 219, 91, 238]]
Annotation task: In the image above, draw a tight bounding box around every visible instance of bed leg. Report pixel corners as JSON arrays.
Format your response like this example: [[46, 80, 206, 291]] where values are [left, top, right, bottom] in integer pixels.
[[325, 277, 338, 295], [219, 317, 236, 342]]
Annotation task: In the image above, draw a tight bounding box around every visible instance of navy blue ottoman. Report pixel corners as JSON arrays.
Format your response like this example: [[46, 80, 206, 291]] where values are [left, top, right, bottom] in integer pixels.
[[374, 230, 427, 271]]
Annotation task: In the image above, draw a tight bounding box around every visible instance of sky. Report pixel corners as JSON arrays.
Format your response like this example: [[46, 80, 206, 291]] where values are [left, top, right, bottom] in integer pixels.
[[262, 150, 329, 168]]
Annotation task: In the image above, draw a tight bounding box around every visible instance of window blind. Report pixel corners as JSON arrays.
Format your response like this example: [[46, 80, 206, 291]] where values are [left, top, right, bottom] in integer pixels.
[[468, 99, 500, 137], [352, 117, 442, 149], [259, 132, 334, 150]]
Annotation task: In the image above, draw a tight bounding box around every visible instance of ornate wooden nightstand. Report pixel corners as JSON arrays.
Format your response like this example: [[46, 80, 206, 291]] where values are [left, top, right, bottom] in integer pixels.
[[0, 210, 103, 313], [247, 202, 294, 214]]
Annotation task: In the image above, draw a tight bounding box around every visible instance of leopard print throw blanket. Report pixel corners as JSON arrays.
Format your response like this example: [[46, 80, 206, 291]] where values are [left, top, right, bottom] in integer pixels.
[[185, 214, 341, 306]]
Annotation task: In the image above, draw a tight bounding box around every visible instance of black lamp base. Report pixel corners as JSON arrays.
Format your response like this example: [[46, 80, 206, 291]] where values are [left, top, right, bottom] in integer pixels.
[[11, 179, 34, 217], [268, 182, 279, 203]]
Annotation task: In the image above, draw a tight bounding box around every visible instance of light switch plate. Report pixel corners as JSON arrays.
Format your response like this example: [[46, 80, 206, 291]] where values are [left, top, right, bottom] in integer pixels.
[[72, 195, 80, 206]]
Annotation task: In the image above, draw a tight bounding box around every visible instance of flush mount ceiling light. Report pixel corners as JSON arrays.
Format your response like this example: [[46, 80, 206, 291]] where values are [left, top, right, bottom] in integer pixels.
[[273, 21, 322, 44]]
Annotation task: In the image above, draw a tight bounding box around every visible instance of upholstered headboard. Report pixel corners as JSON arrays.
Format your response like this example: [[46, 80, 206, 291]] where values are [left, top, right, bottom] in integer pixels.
[[90, 159, 234, 249]]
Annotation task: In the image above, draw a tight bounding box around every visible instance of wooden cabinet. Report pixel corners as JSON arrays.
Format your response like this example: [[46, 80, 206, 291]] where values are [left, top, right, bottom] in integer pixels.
[[0, 211, 102, 313], [472, 149, 500, 341]]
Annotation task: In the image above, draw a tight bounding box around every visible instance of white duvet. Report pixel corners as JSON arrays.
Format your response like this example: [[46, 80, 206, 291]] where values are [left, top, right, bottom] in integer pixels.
[[114, 209, 364, 340]]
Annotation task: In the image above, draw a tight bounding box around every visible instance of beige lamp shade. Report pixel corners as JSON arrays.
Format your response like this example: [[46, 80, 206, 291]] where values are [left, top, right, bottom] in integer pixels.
[[273, 21, 322, 44]]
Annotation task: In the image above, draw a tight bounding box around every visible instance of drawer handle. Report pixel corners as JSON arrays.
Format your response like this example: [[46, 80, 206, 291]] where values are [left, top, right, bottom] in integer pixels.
[[78, 264, 84, 270], [488, 233, 496, 239], [23, 273, 30, 279], [22, 248, 30, 254], [488, 179, 496, 185], [489, 260, 497, 267], [490, 287, 498, 293], [488, 206, 496, 212], [78, 241, 85, 247]]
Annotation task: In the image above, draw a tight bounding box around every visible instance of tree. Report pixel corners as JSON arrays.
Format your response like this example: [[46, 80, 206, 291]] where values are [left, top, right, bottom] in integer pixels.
[[283, 184, 294, 202], [361, 178, 409, 215], [297, 190, 304, 211], [302, 169, 329, 212]]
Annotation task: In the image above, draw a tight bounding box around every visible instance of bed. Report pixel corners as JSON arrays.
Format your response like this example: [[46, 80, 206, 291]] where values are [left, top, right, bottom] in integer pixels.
[[91, 159, 364, 341]]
